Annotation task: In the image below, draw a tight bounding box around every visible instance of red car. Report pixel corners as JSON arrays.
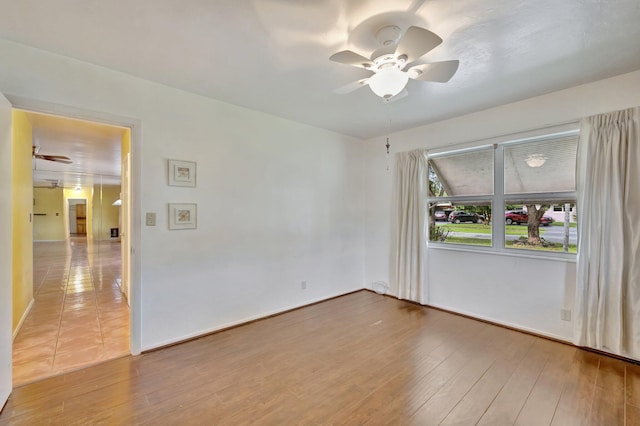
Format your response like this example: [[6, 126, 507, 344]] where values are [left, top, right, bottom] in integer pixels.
[[505, 210, 554, 226], [539, 216, 554, 226]]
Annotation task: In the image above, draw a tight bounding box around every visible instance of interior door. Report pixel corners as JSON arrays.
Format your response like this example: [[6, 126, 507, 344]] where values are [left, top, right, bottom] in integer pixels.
[[76, 203, 86, 234], [0, 93, 13, 407], [121, 154, 131, 303]]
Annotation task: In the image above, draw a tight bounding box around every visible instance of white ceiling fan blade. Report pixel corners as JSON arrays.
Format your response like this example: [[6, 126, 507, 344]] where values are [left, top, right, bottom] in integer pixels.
[[332, 78, 370, 94], [395, 26, 443, 64], [408, 60, 460, 83], [382, 89, 408, 104], [329, 50, 374, 69]]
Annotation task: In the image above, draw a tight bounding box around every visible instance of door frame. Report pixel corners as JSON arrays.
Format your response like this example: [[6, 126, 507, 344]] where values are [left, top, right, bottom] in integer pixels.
[[7, 95, 142, 356], [1, 91, 13, 410], [67, 198, 88, 236]]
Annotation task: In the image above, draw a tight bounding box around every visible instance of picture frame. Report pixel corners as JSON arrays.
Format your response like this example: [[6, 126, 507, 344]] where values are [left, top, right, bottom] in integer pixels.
[[168, 203, 197, 230], [168, 159, 196, 187]]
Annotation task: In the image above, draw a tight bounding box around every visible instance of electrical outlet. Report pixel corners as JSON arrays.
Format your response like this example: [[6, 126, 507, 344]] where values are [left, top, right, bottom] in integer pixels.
[[146, 212, 156, 226], [561, 309, 572, 321], [301, 281, 307, 290]]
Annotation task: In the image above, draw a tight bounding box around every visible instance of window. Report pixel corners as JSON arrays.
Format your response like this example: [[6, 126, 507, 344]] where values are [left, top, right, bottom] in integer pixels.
[[504, 201, 577, 253], [428, 147, 493, 246], [429, 148, 493, 197], [428, 130, 578, 255]]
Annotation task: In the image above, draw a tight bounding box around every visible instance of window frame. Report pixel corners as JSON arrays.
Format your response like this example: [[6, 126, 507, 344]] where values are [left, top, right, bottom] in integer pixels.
[[427, 129, 579, 259]]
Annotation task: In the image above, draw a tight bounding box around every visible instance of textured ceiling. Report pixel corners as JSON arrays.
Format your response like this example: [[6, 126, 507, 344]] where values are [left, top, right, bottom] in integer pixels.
[[1, 0, 640, 140]]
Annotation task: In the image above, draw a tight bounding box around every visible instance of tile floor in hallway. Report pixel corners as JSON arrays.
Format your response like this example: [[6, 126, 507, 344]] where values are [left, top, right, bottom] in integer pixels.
[[12, 237, 129, 387]]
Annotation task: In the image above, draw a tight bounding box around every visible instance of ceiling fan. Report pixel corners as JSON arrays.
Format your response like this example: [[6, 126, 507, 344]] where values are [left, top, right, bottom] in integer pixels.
[[32, 146, 72, 164], [330, 25, 459, 103]]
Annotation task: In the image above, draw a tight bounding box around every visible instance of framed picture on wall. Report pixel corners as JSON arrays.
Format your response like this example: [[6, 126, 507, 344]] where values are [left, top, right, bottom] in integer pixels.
[[168, 203, 197, 230], [168, 159, 196, 187]]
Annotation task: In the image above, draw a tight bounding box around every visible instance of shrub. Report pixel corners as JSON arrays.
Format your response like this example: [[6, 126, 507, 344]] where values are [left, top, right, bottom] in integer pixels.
[[429, 224, 449, 242]]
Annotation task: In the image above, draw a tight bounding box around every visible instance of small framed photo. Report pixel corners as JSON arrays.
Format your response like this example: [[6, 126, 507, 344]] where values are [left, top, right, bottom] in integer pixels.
[[168, 203, 197, 230], [168, 159, 196, 187]]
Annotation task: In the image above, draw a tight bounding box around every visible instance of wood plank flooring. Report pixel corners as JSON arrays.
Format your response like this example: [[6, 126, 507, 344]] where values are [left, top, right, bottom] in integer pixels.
[[1, 290, 639, 425]]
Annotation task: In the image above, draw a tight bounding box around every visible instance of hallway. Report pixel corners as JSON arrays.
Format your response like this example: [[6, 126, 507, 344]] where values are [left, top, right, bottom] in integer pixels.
[[12, 238, 129, 387]]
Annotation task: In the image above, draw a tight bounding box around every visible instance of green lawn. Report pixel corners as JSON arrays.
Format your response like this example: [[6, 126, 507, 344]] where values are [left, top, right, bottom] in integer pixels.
[[551, 222, 577, 228], [444, 236, 491, 246], [438, 223, 545, 236], [434, 222, 577, 253], [438, 236, 577, 253], [506, 240, 577, 253]]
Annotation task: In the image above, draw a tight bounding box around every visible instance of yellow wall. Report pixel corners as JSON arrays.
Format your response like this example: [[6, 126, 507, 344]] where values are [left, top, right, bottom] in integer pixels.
[[63, 187, 93, 240], [120, 128, 131, 302], [92, 185, 121, 240], [121, 127, 130, 162], [33, 187, 65, 240], [11, 110, 33, 332]]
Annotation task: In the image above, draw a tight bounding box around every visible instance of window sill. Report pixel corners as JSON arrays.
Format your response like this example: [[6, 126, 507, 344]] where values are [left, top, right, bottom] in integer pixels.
[[427, 242, 577, 263]]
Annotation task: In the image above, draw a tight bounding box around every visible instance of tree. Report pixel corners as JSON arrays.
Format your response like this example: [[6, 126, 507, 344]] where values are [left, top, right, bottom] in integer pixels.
[[427, 168, 446, 225], [525, 204, 548, 244], [427, 167, 451, 242]]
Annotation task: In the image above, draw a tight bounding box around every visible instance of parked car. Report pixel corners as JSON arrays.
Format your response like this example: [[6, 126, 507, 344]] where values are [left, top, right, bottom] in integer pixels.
[[434, 210, 447, 221], [448, 211, 483, 224], [539, 216, 554, 226], [505, 210, 528, 225], [505, 210, 554, 226]]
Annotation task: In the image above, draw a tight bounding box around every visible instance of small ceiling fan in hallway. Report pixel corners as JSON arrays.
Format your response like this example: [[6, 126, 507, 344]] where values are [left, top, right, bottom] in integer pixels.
[[32, 146, 72, 164]]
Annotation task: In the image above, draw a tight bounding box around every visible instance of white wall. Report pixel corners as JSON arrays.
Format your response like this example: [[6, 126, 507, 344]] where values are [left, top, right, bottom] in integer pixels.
[[364, 70, 640, 341], [0, 40, 366, 350]]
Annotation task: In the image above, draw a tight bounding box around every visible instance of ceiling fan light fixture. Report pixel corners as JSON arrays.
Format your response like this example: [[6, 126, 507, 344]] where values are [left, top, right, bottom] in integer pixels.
[[368, 68, 408, 98], [329, 24, 457, 100], [525, 154, 548, 168]]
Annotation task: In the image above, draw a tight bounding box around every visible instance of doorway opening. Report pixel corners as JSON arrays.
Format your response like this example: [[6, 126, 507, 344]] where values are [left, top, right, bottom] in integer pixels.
[[68, 199, 87, 236], [12, 109, 133, 386]]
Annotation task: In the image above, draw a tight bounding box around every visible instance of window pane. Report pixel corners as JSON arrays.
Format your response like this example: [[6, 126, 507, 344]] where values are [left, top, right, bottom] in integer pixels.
[[429, 203, 492, 246], [504, 136, 577, 194], [429, 148, 494, 197], [504, 201, 577, 253]]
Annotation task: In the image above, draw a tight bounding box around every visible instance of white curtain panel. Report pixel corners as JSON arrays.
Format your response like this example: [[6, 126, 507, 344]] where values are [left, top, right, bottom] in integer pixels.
[[393, 149, 428, 304], [574, 107, 640, 359]]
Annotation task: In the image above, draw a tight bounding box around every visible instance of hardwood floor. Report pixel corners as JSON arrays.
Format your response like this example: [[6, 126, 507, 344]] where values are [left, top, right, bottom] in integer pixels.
[[2, 290, 639, 425], [12, 238, 129, 386]]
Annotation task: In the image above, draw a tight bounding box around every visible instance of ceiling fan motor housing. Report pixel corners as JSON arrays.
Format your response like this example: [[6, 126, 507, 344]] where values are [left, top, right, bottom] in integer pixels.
[[375, 25, 402, 47]]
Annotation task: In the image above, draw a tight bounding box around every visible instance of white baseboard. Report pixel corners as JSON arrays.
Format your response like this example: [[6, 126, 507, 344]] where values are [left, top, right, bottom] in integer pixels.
[[424, 301, 572, 343], [365, 290, 573, 344], [142, 288, 361, 352], [13, 298, 34, 341]]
